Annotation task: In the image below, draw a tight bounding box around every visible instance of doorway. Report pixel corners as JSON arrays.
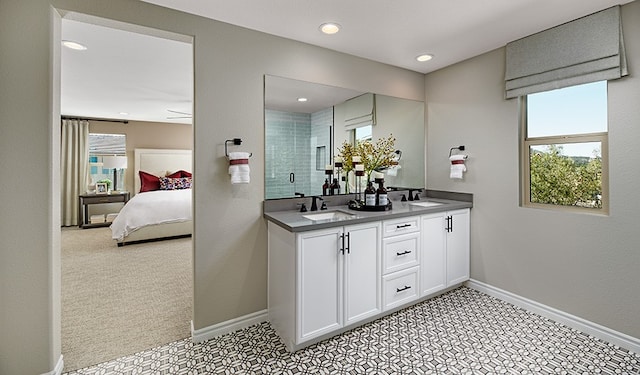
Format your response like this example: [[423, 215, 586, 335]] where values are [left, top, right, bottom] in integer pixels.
[[59, 14, 194, 371]]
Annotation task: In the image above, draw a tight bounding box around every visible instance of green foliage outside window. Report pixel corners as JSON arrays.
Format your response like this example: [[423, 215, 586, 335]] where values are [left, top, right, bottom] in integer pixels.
[[529, 145, 602, 208]]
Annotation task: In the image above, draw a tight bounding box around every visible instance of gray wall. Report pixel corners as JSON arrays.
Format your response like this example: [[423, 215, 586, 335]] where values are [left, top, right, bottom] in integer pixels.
[[425, 0, 640, 339], [0, 0, 424, 373]]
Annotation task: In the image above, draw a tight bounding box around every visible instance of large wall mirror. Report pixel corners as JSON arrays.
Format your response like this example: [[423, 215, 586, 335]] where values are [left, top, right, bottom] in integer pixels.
[[264, 75, 425, 200]]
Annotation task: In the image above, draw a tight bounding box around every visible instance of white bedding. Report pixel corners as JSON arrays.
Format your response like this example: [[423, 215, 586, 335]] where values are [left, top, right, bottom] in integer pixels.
[[110, 189, 192, 241]]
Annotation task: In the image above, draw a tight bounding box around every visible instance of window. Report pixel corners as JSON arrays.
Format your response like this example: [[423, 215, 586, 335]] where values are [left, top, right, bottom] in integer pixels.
[[521, 81, 608, 213], [89, 133, 127, 191], [354, 125, 372, 145]]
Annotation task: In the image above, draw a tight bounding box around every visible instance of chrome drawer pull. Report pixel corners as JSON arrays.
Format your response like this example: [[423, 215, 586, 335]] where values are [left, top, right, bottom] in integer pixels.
[[396, 250, 411, 256], [396, 285, 411, 293]]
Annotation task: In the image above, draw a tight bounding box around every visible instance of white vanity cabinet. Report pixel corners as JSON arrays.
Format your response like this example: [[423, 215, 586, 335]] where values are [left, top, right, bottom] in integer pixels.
[[420, 209, 470, 296], [268, 221, 381, 351], [381, 216, 421, 310], [267, 204, 470, 352]]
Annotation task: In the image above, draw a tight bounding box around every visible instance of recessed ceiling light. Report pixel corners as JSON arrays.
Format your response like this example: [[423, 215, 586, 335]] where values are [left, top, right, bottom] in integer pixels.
[[319, 23, 341, 35], [416, 54, 434, 62], [297, 97, 308, 102], [119, 112, 129, 116], [62, 40, 87, 51]]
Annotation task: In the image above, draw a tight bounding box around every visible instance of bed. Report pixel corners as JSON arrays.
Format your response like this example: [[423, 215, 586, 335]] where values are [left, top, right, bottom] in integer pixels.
[[110, 148, 192, 246]]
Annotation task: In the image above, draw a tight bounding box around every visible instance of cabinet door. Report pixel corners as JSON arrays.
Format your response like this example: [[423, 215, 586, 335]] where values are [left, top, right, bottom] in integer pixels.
[[344, 222, 382, 325], [446, 209, 470, 286], [421, 213, 446, 296], [297, 228, 343, 341]]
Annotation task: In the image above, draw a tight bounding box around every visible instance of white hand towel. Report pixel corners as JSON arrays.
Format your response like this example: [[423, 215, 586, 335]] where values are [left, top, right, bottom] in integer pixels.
[[228, 152, 251, 184], [449, 155, 468, 179], [386, 164, 401, 177]]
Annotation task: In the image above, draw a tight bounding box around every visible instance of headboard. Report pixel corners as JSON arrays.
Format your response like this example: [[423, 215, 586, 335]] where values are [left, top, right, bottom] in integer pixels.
[[134, 148, 192, 195]]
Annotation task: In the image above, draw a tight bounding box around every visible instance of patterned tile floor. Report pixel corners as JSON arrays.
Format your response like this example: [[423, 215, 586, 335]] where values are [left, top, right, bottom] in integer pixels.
[[63, 287, 640, 374]]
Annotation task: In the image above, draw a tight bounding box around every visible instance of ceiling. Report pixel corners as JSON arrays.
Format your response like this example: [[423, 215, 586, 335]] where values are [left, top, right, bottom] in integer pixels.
[[264, 76, 365, 114], [61, 0, 632, 124], [61, 19, 193, 124]]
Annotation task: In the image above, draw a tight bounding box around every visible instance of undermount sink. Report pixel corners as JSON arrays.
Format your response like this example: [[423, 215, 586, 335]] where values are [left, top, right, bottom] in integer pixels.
[[302, 210, 356, 221], [410, 201, 444, 208]]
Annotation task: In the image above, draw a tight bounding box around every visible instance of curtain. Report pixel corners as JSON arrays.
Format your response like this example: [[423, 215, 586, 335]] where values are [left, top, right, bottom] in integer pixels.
[[61, 119, 89, 226], [505, 6, 627, 99]]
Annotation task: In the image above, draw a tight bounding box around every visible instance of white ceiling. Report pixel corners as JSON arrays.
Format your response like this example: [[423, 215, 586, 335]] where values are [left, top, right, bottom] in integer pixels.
[[141, 0, 631, 74], [61, 19, 193, 124], [61, 0, 632, 123]]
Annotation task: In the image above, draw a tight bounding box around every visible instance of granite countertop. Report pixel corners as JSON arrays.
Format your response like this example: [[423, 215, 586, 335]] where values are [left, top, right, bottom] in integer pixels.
[[264, 192, 472, 232]]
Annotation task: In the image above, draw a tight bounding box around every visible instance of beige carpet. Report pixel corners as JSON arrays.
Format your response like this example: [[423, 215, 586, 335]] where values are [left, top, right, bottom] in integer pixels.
[[61, 227, 193, 371]]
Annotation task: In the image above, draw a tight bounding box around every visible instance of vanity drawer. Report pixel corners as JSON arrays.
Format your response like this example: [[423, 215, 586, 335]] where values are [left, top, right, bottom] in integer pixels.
[[382, 266, 419, 311], [382, 216, 420, 237], [382, 232, 420, 274]]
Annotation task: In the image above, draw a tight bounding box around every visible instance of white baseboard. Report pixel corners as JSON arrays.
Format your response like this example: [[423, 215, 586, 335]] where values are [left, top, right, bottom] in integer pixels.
[[41, 354, 63, 375], [191, 309, 268, 343], [466, 279, 640, 354]]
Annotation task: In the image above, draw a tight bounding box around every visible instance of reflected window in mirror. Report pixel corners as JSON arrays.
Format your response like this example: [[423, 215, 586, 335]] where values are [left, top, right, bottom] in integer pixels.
[[354, 125, 372, 145]]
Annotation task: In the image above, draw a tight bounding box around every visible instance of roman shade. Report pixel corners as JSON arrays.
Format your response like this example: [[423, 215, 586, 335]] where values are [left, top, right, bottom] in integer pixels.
[[89, 133, 126, 155], [505, 5, 627, 99], [344, 93, 376, 130]]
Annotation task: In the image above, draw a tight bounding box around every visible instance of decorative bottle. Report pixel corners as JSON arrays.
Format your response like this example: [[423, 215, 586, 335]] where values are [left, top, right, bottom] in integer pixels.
[[364, 182, 376, 206], [322, 179, 329, 196], [331, 178, 340, 195], [376, 180, 388, 207]]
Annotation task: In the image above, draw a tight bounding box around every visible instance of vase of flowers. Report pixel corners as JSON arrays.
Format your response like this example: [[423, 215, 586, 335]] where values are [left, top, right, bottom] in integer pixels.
[[357, 134, 397, 182], [336, 142, 356, 194], [337, 134, 397, 194]]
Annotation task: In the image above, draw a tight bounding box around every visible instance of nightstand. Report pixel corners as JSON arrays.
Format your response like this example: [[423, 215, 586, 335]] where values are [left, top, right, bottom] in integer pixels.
[[78, 192, 130, 229]]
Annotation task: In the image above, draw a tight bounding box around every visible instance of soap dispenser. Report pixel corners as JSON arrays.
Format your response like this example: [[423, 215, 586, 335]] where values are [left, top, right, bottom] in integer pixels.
[[322, 179, 329, 196]]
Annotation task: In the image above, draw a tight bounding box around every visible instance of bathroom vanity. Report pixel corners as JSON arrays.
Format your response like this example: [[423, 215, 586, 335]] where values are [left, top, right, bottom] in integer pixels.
[[264, 192, 472, 352]]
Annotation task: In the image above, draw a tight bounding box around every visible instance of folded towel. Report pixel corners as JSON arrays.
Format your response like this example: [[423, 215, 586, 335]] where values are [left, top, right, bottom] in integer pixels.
[[228, 152, 251, 184], [386, 164, 401, 177], [449, 154, 468, 179], [449, 154, 468, 162], [228, 152, 251, 160]]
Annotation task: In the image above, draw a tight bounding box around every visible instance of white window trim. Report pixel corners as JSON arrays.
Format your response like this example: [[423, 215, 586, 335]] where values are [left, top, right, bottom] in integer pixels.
[[520, 96, 610, 214]]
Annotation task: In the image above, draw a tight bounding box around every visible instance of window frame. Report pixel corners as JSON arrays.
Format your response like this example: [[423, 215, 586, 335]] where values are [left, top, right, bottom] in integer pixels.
[[520, 96, 610, 214]]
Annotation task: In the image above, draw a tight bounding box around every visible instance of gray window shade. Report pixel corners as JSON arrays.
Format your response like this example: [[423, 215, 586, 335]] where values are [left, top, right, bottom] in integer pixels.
[[505, 5, 627, 99], [344, 93, 376, 130], [89, 133, 126, 155]]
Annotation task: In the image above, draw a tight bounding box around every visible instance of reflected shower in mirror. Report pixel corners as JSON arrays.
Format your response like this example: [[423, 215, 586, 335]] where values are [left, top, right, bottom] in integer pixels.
[[264, 75, 425, 200]]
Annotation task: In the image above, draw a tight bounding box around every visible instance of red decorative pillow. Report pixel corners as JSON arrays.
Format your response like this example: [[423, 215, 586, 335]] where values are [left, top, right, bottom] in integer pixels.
[[139, 171, 161, 192], [167, 170, 192, 178]]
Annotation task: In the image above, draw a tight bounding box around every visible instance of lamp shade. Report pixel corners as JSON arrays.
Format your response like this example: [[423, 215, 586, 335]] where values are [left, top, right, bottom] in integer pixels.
[[102, 155, 128, 169]]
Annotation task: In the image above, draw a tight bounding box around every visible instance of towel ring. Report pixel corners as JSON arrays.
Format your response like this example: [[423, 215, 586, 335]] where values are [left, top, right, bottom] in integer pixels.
[[225, 138, 252, 158], [449, 145, 465, 157]]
